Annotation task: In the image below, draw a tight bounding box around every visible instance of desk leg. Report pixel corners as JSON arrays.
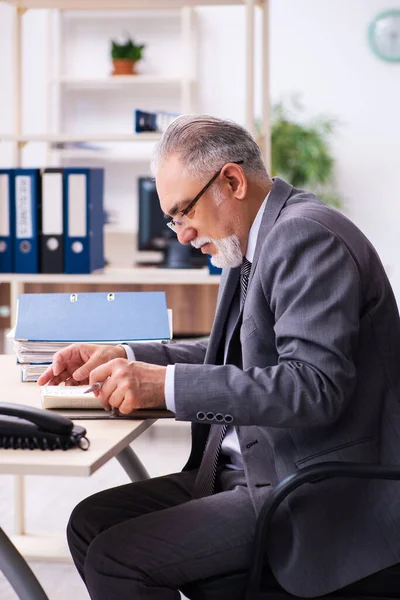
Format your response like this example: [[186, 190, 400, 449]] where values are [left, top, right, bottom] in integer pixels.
[[116, 445, 150, 482], [12, 282, 27, 536], [14, 474, 25, 535], [0, 528, 49, 600]]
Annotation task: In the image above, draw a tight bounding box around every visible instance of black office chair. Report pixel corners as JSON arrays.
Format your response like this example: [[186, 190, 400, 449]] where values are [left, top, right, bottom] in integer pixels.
[[182, 461, 400, 600]]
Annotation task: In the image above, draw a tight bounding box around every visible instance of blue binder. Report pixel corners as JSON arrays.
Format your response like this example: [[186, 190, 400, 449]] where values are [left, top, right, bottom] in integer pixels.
[[0, 169, 15, 272], [15, 291, 171, 343], [64, 168, 104, 274], [13, 168, 41, 274]]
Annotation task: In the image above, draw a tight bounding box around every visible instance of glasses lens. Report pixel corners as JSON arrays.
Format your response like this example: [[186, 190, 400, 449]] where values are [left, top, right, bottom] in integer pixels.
[[167, 220, 176, 232]]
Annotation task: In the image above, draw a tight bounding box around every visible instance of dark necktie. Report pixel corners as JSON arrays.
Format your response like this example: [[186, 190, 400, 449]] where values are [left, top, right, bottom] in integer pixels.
[[240, 257, 252, 307], [192, 258, 252, 500]]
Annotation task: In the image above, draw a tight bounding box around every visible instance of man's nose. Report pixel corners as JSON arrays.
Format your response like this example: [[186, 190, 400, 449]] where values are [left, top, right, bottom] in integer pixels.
[[176, 225, 197, 246]]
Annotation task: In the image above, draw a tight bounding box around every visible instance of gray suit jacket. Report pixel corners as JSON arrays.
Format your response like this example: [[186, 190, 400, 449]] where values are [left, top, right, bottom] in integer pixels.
[[131, 177, 400, 597]]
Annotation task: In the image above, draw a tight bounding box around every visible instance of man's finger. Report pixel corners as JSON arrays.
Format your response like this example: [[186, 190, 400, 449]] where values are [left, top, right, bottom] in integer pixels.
[[37, 367, 54, 386], [89, 362, 112, 387], [65, 377, 83, 387], [46, 368, 71, 386], [74, 355, 106, 382], [98, 376, 117, 411]]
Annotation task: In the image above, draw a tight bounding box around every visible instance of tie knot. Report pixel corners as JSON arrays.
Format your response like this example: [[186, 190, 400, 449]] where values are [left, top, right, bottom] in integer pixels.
[[240, 257, 252, 278]]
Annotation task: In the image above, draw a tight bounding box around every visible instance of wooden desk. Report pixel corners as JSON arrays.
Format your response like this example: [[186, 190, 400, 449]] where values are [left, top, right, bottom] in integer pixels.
[[0, 355, 157, 600], [0, 267, 220, 337]]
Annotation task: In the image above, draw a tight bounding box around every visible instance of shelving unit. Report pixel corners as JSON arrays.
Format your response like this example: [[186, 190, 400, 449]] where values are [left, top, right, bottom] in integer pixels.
[[1, 0, 270, 253], [1, 0, 270, 166]]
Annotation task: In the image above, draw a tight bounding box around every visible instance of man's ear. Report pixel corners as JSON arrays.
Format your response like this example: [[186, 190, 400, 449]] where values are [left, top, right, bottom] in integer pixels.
[[221, 163, 247, 200]]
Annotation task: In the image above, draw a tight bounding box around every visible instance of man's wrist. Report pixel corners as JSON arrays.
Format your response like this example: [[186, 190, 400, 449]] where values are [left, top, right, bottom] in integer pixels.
[[116, 344, 128, 358]]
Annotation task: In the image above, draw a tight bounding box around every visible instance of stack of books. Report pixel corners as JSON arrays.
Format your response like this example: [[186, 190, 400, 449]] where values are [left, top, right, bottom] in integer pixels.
[[12, 291, 172, 382]]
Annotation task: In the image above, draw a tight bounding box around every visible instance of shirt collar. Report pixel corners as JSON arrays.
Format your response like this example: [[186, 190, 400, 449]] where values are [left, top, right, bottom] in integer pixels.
[[244, 192, 269, 262]]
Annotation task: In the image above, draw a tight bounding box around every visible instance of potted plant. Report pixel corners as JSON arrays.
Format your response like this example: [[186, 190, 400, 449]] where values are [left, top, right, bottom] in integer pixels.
[[269, 98, 342, 209], [110, 37, 146, 76]]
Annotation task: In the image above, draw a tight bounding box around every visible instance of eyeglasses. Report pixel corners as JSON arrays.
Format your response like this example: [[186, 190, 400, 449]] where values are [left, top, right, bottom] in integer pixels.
[[166, 160, 244, 232]]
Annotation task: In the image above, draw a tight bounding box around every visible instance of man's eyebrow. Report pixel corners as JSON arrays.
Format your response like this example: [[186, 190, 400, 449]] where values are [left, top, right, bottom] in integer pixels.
[[163, 199, 191, 219]]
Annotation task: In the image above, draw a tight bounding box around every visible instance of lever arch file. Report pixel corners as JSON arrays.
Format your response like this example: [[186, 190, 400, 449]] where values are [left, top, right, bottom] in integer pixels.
[[0, 169, 14, 273], [15, 291, 171, 343], [14, 168, 41, 273], [40, 168, 64, 273], [64, 168, 104, 274]]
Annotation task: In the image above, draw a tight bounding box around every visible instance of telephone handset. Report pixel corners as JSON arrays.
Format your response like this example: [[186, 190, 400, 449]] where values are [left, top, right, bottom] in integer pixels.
[[0, 402, 90, 450]]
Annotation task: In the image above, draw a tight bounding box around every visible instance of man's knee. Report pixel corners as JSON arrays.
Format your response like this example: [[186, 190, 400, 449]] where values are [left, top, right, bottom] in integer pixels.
[[84, 529, 150, 584], [67, 495, 99, 551]]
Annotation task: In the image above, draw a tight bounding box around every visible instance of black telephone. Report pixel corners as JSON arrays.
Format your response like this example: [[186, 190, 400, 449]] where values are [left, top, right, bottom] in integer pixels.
[[0, 403, 89, 451]]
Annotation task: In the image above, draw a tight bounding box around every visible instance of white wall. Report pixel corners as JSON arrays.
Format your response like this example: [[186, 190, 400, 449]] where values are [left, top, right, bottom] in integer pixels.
[[268, 0, 400, 298], [0, 1, 399, 294]]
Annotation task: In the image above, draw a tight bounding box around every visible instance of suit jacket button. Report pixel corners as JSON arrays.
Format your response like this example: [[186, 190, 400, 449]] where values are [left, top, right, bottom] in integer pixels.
[[224, 414, 233, 424], [197, 411, 206, 420], [206, 412, 215, 421], [215, 413, 224, 422]]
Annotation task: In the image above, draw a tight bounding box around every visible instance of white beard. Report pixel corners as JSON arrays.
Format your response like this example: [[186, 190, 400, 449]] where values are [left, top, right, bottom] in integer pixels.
[[192, 234, 243, 268]]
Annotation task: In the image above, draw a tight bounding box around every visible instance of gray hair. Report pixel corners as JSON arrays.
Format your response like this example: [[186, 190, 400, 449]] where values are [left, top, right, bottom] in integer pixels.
[[151, 114, 270, 184]]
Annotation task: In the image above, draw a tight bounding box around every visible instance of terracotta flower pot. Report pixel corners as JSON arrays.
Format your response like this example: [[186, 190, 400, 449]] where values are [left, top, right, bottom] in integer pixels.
[[112, 59, 137, 76]]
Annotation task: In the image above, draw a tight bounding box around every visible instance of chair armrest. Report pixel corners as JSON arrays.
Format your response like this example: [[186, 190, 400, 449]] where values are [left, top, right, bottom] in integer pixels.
[[246, 461, 400, 599]]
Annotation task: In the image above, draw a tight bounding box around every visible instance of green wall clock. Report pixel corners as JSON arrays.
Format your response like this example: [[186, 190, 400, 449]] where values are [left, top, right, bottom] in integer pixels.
[[368, 9, 400, 62]]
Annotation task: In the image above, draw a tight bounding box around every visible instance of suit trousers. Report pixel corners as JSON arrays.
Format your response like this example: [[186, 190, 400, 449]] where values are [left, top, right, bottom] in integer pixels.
[[66, 466, 257, 600]]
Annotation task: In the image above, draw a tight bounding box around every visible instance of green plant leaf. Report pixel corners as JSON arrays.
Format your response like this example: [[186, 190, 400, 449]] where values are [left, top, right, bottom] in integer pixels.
[[110, 37, 146, 60], [270, 99, 342, 208]]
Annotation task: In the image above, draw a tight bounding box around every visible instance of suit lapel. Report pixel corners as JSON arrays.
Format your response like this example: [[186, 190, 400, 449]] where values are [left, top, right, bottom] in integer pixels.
[[205, 178, 293, 365], [225, 178, 294, 361], [249, 177, 293, 286], [205, 266, 240, 364]]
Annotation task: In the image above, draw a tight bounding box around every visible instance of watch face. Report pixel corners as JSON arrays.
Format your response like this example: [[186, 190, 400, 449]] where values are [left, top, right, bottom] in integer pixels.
[[368, 10, 400, 62]]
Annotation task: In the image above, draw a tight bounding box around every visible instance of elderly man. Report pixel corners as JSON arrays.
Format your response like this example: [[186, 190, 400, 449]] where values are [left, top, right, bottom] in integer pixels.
[[39, 115, 400, 600]]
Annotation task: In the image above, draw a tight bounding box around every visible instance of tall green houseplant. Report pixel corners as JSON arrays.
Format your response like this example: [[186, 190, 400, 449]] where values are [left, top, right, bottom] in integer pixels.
[[270, 100, 342, 208]]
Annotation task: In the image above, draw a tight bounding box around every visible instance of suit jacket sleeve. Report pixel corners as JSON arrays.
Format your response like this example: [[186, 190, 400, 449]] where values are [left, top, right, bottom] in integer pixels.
[[127, 338, 208, 366], [173, 216, 362, 427]]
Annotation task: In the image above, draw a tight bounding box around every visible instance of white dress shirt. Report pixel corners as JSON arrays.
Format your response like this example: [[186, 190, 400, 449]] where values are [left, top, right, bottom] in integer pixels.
[[124, 194, 269, 470]]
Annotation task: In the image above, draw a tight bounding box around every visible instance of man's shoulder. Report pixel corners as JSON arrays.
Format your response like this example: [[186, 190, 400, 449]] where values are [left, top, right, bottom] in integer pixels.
[[279, 189, 356, 237]]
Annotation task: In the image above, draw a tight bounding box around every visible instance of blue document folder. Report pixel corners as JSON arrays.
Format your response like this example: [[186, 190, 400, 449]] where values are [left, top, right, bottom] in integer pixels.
[[64, 168, 104, 274], [13, 168, 41, 273], [15, 291, 170, 342], [0, 169, 15, 272]]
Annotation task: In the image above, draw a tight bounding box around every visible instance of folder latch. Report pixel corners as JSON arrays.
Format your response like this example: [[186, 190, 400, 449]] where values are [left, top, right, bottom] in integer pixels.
[[70, 293, 78, 303], [107, 293, 115, 302]]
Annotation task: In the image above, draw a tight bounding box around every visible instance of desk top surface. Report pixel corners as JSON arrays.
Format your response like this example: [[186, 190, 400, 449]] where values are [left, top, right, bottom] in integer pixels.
[[0, 355, 154, 476]]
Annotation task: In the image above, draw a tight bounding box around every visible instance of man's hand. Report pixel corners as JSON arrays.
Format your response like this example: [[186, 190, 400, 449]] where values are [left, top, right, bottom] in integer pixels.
[[89, 359, 167, 415], [37, 343, 127, 387]]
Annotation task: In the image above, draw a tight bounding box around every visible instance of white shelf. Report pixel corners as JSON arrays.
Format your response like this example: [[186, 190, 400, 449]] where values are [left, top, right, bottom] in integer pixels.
[[0, 267, 220, 285], [4, 0, 248, 9], [64, 9, 185, 19], [55, 75, 187, 88], [0, 132, 161, 142], [55, 147, 155, 162], [54, 149, 154, 162]]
